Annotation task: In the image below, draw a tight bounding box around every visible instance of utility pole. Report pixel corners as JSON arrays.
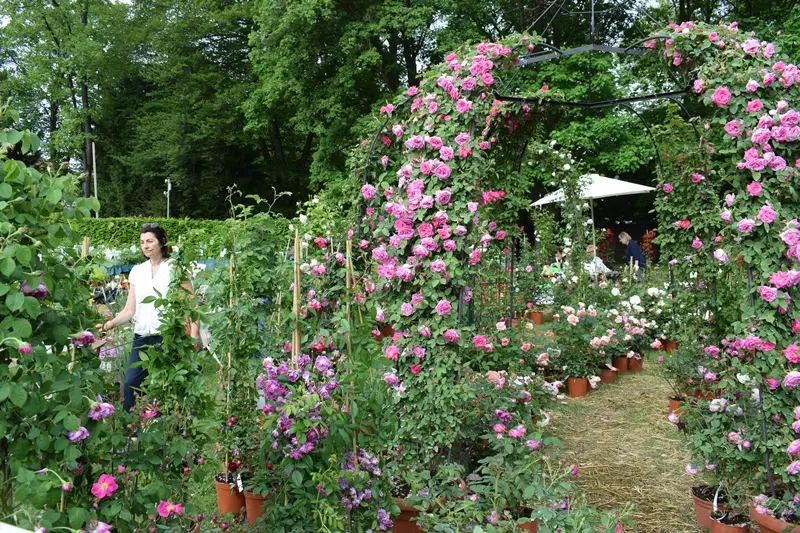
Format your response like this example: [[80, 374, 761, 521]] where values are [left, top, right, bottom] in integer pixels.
[[164, 179, 172, 218]]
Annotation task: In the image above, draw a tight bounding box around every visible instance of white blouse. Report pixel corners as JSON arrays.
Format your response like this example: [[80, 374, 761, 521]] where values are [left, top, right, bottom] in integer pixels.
[[129, 259, 173, 336]]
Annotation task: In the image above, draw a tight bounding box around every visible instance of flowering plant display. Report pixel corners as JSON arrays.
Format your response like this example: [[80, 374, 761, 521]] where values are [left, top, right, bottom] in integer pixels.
[[650, 20, 800, 520], [550, 303, 605, 379], [640, 230, 657, 265]]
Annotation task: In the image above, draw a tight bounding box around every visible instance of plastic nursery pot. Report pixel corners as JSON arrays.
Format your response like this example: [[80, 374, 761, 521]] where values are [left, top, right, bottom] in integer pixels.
[[566, 377, 589, 398], [214, 479, 245, 515], [391, 498, 423, 533], [243, 491, 269, 525], [710, 514, 750, 533], [628, 358, 643, 372], [750, 504, 800, 533], [531, 312, 544, 325], [518, 520, 538, 532], [599, 368, 616, 385], [612, 357, 629, 374]]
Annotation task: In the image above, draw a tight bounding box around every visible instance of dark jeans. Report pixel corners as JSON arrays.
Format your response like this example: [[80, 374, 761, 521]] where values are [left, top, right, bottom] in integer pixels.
[[123, 334, 162, 412]]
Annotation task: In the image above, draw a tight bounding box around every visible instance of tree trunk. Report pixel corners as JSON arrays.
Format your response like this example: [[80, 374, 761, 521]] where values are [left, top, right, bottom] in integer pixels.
[[298, 132, 314, 167], [48, 97, 59, 162], [80, 0, 92, 197], [400, 32, 419, 88], [387, 30, 399, 93]]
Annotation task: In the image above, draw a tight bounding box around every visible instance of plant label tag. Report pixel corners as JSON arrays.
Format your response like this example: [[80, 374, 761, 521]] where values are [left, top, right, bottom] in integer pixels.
[[236, 474, 244, 492]]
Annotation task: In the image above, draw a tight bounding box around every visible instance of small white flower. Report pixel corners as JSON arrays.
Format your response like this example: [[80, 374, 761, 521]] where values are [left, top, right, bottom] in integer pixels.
[[299, 214, 308, 224], [312, 198, 319, 204], [629, 295, 641, 305]]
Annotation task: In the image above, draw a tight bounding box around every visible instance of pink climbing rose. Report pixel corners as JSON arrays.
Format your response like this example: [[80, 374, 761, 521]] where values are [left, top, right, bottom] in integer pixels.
[[757, 204, 777, 225], [759, 286, 778, 302], [747, 181, 763, 196], [710, 86, 731, 106], [91, 474, 119, 499]]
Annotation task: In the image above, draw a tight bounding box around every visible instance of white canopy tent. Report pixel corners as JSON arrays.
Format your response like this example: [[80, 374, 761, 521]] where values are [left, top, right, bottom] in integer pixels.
[[531, 174, 656, 253]]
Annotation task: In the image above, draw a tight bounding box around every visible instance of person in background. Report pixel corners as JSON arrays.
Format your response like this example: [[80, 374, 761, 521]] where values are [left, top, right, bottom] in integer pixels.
[[619, 231, 647, 277], [541, 248, 565, 276], [584, 244, 612, 278], [96, 223, 199, 412]]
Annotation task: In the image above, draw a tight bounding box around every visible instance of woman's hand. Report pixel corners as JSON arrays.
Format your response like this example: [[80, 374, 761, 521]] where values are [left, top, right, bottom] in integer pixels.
[[96, 320, 114, 332]]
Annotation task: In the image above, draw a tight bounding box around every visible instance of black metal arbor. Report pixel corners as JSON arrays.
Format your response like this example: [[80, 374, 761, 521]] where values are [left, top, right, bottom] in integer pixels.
[[359, 0, 717, 327]]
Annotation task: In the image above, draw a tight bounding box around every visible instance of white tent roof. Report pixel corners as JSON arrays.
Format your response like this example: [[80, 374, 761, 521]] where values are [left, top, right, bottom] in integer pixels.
[[531, 174, 656, 206]]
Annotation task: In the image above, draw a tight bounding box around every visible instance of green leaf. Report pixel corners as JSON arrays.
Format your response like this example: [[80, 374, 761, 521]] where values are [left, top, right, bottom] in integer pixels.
[[9, 387, 27, 407], [69, 507, 89, 529], [63, 414, 80, 431], [15, 246, 31, 265], [23, 297, 40, 318], [0, 383, 10, 402], [0, 257, 15, 276], [46, 188, 62, 204], [0, 183, 11, 199], [5, 291, 23, 312]]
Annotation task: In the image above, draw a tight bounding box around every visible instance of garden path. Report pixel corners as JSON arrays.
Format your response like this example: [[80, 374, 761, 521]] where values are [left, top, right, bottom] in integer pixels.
[[548, 358, 700, 533]]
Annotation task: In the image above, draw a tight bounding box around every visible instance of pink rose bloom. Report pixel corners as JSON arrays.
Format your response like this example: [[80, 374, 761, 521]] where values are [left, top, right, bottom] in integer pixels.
[[713, 249, 728, 263], [456, 99, 473, 114], [435, 300, 452, 316], [467, 202, 479, 213], [443, 329, 459, 342], [401, 303, 414, 316], [781, 109, 800, 126], [443, 239, 457, 251], [455, 225, 467, 236], [724, 120, 742, 136], [435, 189, 452, 205], [710, 86, 732, 106], [721, 209, 733, 223], [787, 371, 800, 390], [428, 136, 444, 149], [461, 77, 476, 91], [439, 146, 454, 161], [757, 204, 777, 224], [157, 501, 184, 518], [759, 285, 778, 302], [479, 141, 490, 150], [380, 155, 389, 166], [434, 163, 451, 180], [794, 320, 800, 335], [738, 219, 756, 233], [691, 237, 703, 249], [91, 474, 119, 499], [691, 173, 705, 183], [508, 425, 526, 439], [693, 79, 704, 93], [495, 230, 506, 240], [455, 132, 470, 145], [746, 99, 764, 113], [407, 86, 418, 96], [742, 38, 759, 54], [473, 335, 488, 349], [418, 325, 431, 338], [481, 72, 494, 86], [747, 181, 763, 196], [384, 344, 400, 361], [764, 72, 776, 86], [746, 80, 759, 92], [709, 31, 719, 42], [785, 344, 800, 364], [663, 183, 673, 193], [459, 145, 472, 158]]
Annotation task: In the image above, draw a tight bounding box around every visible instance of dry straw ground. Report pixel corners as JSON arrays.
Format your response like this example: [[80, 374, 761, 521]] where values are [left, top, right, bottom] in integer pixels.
[[549, 357, 702, 533]]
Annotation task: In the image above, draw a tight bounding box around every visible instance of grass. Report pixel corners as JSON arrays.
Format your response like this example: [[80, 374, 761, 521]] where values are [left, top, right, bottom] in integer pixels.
[[548, 354, 702, 533]]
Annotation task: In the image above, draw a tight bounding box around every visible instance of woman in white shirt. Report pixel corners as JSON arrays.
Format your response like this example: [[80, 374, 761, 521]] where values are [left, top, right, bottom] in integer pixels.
[[96, 223, 197, 412]]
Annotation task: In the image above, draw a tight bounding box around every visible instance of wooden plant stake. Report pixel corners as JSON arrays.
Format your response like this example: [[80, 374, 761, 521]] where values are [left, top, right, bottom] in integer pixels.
[[291, 229, 301, 368]]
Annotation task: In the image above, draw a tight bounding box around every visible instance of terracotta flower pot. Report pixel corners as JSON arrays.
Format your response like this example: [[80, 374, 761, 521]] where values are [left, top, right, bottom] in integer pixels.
[[599, 368, 616, 385], [669, 397, 685, 415], [215, 480, 245, 515], [567, 377, 589, 398], [391, 498, 423, 533], [628, 358, 643, 372], [710, 518, 749, 533], [750, 504, 800, 533], [531, 312, 544, 325], [693, 493, 714, 530], [518, 520, 538, 532], [612, 357, 628, 374], [243, 491, 269, 525]]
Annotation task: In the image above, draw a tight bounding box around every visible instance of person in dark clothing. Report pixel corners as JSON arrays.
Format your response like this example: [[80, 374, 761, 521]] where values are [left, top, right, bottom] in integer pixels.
[[619, 232, 646, 275]]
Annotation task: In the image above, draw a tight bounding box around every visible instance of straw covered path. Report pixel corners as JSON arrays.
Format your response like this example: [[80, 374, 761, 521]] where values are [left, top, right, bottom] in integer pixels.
[[548, 357, 700, 533]]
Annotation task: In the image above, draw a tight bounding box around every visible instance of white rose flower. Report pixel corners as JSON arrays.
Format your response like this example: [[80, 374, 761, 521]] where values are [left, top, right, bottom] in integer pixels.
[[299, 214, 308, 224], [563, 163, 571, 170], [611, 288, 620, 297], [630, 295, 641, 305]]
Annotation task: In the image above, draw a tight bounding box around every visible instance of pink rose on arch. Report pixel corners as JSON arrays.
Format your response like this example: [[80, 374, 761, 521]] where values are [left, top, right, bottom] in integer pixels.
[[742, 38, 759, 54], [710, 86, 731, 106], [361, 184, 376, 200], [721, 209, 733, 223], [91, 474, 119, 499], [747, 181, 763, 196], [455, 132, 470, 145], [428, 101, 438, 114], [443, 239, 457, 251], [724, 120, 742, 137], [746, 80, 759, 92], [479, 141, 490, 150], [769, 156, 787, 171], [691, 173, 705, 183], [495, 230, 506, 240], [663, 183, 673, 193], [781, 109, 800, 126], [467, 202, 479, 213], [757, 203, 777, 225], [764, 72, 776, 86], [759, 285, 778, 302], [766, 376, 781, 390], [428, 136, 444, 149], [435, 189, 452, 205], [713, 249, 728, 263], [454, 225, 467, 236], [473, 335, 488, 349], [785, 344, 800, 364], [785, 371, 800, 390], [443, 329, 460, 342], [461, 77, 477, 91], [746, 99, 764, 113], [693, 79, 704, 93], [793, 320, 800, 335], [459, 145, 472, 158], [691, 237, 703, 249], [456, 99, 473, 114], [380, 155, 389, 166], [708, 31, 719, 42], [439, 146, 454, 161], [435, 300, 452, 316], [434, 163, 451, 179]]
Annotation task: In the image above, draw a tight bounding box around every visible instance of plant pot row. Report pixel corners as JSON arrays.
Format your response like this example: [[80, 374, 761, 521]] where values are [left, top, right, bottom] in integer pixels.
[[565, 358, 643, 398], [690, 486, 799, 533], [215, 480, 268, 525]]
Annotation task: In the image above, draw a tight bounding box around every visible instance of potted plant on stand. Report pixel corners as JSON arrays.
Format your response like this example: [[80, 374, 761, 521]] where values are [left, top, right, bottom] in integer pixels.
[[552, 304, 602, 398]]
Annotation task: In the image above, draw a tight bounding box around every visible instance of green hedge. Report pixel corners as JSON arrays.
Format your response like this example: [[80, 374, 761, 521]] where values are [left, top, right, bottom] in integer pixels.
[[69, 217, 232, 257]]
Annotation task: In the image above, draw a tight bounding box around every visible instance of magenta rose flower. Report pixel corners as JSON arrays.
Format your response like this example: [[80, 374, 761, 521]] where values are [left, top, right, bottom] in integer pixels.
[[738, 219, 756, 233], [759, 285, 778, 302], [757, 204, 777, 225], [663, 183, 673, 193], [747, 181, 763, 196], [443, 329, 460, 342], [710, 86, 731, 106], [435, 300, 452, 316], [91, 474, 119, 499]]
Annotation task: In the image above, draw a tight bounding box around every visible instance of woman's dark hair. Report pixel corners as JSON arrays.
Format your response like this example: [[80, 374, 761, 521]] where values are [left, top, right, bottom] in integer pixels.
[[555, 248, 564, 255], [140, 223, 171, 258]]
